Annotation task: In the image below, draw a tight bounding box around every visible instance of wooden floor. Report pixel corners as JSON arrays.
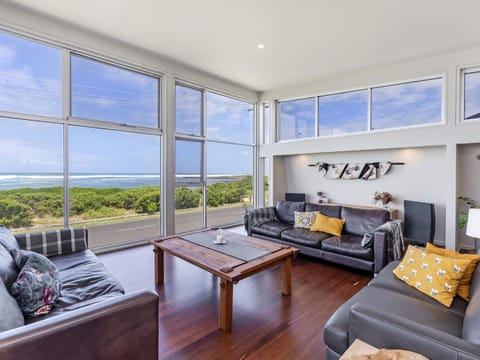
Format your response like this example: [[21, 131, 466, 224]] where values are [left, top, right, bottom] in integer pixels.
[[99, 239, 372, 360]]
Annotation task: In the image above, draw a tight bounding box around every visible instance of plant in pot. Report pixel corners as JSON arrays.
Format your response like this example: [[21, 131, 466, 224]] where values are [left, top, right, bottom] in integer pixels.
[[458, 196, 479, 230]]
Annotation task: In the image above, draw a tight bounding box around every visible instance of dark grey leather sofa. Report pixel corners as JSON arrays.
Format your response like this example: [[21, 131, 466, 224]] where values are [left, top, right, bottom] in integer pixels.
[[324, 261, 480, 360], [0, 227, 158, 360], [245, 201, 390, 273]]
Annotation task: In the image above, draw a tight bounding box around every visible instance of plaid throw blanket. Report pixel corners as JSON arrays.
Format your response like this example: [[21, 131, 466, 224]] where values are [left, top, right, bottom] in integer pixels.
[[361, 220, 405, 261], [248, 207, 279, 226]]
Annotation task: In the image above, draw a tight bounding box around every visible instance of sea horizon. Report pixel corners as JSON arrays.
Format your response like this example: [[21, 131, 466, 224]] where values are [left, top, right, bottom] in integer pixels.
[[0, 172, 251, 191]]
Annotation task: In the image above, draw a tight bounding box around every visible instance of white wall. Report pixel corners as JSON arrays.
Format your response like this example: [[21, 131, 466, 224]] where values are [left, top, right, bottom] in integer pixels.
[[280, 147, 446, 245], [260, 42, 480, 250]]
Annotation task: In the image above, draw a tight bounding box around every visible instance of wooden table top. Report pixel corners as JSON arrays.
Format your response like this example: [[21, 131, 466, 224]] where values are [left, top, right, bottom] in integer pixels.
[[152, 229, 298, 283]]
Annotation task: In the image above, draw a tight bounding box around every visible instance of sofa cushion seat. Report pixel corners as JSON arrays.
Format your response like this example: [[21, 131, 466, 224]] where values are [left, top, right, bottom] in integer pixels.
[[321, 234, 373, 260], [324, 286, 465, 355], [280, 228, 330, 248], [43, 250, 124, 317], [370, 261, 468, 317], [251, 221, 292, 238]]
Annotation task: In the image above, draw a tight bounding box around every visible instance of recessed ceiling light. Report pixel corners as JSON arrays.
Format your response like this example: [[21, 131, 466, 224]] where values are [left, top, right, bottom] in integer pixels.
[[257, 44, 265, 49]]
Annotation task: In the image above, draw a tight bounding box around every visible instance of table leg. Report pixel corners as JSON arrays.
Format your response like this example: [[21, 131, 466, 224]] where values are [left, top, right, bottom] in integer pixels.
[[281, 256, 292, 295], [219, 279, 233, 331], [154, 248, 164, 285]]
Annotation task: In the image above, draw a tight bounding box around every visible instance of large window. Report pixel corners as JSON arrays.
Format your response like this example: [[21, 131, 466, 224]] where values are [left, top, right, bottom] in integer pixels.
[[69, 127, 160, 247], [318, 90, 368, 136], [175, 84, 202, 135], [206, 142, 253, 227], [175, 140, 203, 233], [371, 78, 442, 130], [0, 118, 63, 231], [207, 92, 254, 143], [0, 32, 61, 117], [276, 77, 443, 142], [463, 71, 480, 120], [175, 83, 254, 233], [278, 97, 315, 141], [71, 55, 159, 127], [0, 31, 162, 248]]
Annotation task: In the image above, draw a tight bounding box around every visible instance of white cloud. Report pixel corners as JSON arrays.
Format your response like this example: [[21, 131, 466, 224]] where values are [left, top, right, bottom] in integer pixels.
[[0, 45, 14, 66]]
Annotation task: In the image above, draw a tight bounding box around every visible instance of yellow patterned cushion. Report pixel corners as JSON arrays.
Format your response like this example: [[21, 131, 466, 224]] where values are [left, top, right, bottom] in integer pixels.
[[425, 243, 480, 302], [310, 213, 345, 236], [294, 211, 318, 229], [393, 245, 471, 307]]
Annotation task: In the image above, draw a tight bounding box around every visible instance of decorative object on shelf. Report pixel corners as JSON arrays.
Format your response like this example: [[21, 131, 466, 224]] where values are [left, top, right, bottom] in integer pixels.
[[373, 191, 394, 209], [317, 191, 329, 203], [466, 208, 480, 253], [308, 161, 404, 180]]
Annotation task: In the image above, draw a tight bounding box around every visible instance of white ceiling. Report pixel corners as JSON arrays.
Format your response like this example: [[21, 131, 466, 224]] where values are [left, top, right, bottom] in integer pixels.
[[10, 0, 480, 92]]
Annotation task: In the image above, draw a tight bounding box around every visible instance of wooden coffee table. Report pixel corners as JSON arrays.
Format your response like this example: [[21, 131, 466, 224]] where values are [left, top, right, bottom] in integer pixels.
[[152, 229, 298, 332]]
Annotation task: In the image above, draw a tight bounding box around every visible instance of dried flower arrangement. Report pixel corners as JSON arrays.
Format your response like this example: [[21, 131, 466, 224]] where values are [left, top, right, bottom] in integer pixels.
[[373, 191, 394, 207]]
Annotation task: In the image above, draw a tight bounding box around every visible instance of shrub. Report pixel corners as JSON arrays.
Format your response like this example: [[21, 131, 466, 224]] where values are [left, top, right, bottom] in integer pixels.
[[0, 199, 33, 228], [135, 192, 160, 214]]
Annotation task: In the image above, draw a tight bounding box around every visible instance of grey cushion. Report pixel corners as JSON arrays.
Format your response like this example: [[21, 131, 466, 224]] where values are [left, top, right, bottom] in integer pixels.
[[49, 250, 124, 312], [341, 207, 390, 236], [275, 201, 305, 224], [280, 228, 330, 248], [324, 285, 464, 355], [305, 203, 341, 218], [0, 226, 20, 253], [251, 221, 292, 238], [321, 234, 373, 260], [0, 244, 19, 289], [0, 278, 24, 331]]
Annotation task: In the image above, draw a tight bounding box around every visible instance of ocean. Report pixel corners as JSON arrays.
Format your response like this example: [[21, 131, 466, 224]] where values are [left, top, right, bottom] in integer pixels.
[[0, 173, 249, 191]]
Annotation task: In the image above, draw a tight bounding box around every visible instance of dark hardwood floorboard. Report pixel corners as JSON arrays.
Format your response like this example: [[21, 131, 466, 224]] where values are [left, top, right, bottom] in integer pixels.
[[99, 243, 371, 359]]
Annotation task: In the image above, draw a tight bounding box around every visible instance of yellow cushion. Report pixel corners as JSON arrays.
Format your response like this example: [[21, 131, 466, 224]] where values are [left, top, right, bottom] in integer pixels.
[[310, 213, 345, 236], [425, 243, 480, 302], [294, 211, 318, 229], [393, 245, 471, 307]]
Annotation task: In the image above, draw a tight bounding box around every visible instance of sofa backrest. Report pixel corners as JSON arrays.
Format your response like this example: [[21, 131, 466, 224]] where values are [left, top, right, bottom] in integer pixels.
[[305, 203, 341, 218], [275, 201, 305, 224], [341, 207, 390, 236], [462, 264, 480, 345]]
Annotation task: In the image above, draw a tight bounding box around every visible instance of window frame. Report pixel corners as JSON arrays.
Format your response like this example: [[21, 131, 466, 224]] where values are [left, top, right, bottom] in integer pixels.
[[460, 67, 480, 124], [275, 74, 445, 143], [0, 29, 164, 245], [174, 79, 256, 231], [68, 53, 162, 131]]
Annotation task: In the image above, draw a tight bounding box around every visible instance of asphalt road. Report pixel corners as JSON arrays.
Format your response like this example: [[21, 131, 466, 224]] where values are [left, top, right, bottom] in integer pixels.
[[88, 204, 246, 248]]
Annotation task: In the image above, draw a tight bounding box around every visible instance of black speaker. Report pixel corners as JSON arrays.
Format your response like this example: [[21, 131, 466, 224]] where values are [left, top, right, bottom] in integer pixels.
[[403, 200, 435, 245], [285, 193, 306, 202]]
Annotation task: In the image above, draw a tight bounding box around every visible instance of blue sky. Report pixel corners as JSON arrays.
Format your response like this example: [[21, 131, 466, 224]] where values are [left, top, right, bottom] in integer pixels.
[[279, 78, 444, 140], [0, 31, 254, 175]]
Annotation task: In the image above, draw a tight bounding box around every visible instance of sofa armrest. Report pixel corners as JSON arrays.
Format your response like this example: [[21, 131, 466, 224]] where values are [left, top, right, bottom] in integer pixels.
[[348, 303, 480, 360], [245, 209, 254, 236], [245, 207, 278, 236], [14, 227, 88, 257], [0, 289, 158, 360], [373, 230, 388, 274]]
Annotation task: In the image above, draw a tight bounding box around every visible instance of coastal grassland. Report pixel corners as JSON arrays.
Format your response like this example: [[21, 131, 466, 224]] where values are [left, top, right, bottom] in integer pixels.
[[0, 176, 254, 229]]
